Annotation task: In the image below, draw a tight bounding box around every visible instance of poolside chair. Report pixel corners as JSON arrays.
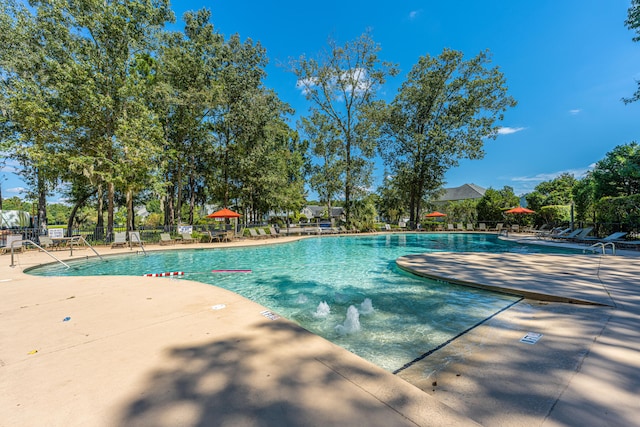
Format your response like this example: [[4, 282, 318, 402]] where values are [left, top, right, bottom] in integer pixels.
[[179, 232, 196, 244], [38, 235, 56, 250], [248, 228, 264, 239], [549, 228, 582, 240], [269, 226, 281, 237], [1, 234, 24, 254], [580, 231, 627, 243], [564, 227, 593, 241], [111, 232, 127, 248], [447, 223, 455, 231], [456, 223, 465, 231], [493, 223, 503, 233], [258, 228, 272, 239], [159, 233, 175, 245], [466, 223, 475, 231], [129, 231, 144, 248], [538, 227, 572, 240], [477, 223, 487, 231]]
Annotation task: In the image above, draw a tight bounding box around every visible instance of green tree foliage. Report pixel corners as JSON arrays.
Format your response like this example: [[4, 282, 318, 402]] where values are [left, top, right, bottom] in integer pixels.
[[572, 174, 597, 222], [476, 186, 519, 221], [591, 142, 640, 199], [0, 1, 75, 229], [301, 111, 343, 216], [537, 205, 571, 225], [375, 174, 406, 224], [525, 173, 577, 211], [376, 49, 517, 225], [445, 199, 478, 224], [625, 0, 640, 104], [290, 31, 398, 225]]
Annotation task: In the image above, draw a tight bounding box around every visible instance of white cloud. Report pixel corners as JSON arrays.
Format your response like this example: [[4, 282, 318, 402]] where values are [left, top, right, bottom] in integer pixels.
[[296, 68, 372, 97], [6, 186, 26, 194], [409, 10, 421, 20], [511, 166, 593, 184], [569, 109, 581, 115], [497, 126, 526, 135]]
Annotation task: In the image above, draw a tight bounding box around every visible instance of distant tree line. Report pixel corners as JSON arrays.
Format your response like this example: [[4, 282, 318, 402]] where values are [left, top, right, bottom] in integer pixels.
[[29, 1, 640, 233]]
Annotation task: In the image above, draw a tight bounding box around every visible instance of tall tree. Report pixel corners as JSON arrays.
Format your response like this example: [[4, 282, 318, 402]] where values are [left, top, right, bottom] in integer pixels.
[[376, 49, 517, 226], [65, 0, 174, 234], [591, 142, 640, 198], [525, 173, 577, 211], [300, 111, 343, 216], [476, 186, 519, 222], [154, 8, 224, 227], [290, 32, 398, 224], [0, 0, 75, 230], [625, 0, 640, 104]]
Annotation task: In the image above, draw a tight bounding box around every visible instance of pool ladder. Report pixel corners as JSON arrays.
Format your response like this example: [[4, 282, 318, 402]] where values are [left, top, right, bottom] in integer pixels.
[[8, 236, 105, 268], [585, 241, 616, 255]]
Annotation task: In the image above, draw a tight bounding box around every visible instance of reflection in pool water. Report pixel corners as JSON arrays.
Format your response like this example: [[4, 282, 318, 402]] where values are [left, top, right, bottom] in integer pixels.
[[29, 233, 572, 371]]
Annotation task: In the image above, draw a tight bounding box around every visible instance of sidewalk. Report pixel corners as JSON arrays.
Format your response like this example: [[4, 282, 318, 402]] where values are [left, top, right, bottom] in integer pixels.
[[396, 250, 640, 427]]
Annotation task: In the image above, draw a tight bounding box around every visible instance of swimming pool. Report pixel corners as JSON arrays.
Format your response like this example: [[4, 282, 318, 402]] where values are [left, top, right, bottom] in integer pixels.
[[28, 233, 572, 372]]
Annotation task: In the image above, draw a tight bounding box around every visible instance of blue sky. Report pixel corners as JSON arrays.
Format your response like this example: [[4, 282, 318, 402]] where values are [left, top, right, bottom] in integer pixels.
[[2, 0, 640, 202]]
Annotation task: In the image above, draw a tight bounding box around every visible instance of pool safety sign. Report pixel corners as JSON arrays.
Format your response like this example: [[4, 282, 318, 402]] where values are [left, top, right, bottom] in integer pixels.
[[520, 332, 543, 345]]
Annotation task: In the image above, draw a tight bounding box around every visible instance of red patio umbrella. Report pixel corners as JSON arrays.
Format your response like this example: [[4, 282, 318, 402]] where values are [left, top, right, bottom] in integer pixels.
[[505, 206, 535, 214], [425, 211, 447, 217], [206, 208, 241, 218]]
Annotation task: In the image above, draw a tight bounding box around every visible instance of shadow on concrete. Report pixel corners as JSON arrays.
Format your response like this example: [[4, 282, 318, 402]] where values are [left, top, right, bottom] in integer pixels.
[[117, 319, 427, 427]]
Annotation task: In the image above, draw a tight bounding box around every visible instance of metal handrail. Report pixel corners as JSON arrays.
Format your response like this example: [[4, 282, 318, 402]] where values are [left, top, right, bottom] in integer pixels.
[[586, 241, 616, 255], [130, 232, 147, 256], [10, 239, 70, 269], [69, 235, 105, 261]]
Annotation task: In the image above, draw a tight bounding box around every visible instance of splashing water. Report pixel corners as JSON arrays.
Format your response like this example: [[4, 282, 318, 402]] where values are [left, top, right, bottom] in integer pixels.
[[359, 298, 374, 315], [335, 305, 361, 335], [296, 294, 308, 304], [313, 301, 331, 318]]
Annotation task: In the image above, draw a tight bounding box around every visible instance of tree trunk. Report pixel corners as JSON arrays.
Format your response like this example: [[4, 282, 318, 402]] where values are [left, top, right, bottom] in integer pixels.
[[126, 188, 134, 231], [37, 171, 47, 232], [96, 183, 104, 239], [107, 181, 115, 237], [67, 190, 96, 237]]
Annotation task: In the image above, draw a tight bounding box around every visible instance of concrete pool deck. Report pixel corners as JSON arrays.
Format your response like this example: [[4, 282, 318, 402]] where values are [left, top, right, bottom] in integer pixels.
[[1, 234, 639, 426]]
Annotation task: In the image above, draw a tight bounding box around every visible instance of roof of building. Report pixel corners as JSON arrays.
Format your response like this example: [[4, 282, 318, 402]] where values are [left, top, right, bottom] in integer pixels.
[[436, 183, 486, 202]]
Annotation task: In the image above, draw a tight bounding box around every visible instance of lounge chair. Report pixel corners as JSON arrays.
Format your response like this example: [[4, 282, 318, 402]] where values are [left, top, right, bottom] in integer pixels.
[[456, 223, 465, 231], [447, 223, 455, 231], [549, 228, 583, 240], [1, 234, 24, 254], [111, 232, 127, 248], [565, 227, 593, 241], [38, 235, 56, 250], [466, 223, 475, 231], [580, 231, 627, 243], [538, 227, 572, 240], [159, 233, 175, 245], [179, 232, 196, 244], [258, 228, 272, 239], [129, 231, 144, 247], [269, 226, 281, 237], [477, 223, 487, 231], [249, 228, 264, 239]]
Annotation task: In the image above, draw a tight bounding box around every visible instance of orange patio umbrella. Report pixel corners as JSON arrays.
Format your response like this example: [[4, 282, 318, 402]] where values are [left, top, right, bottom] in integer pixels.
[[505, 206, 535, 214], [206, 208, 241, 218], [425, 211, 447, 217]]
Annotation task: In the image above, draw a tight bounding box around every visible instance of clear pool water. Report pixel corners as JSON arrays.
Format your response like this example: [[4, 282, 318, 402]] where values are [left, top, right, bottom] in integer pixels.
[[28, 233, 572, 371]]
